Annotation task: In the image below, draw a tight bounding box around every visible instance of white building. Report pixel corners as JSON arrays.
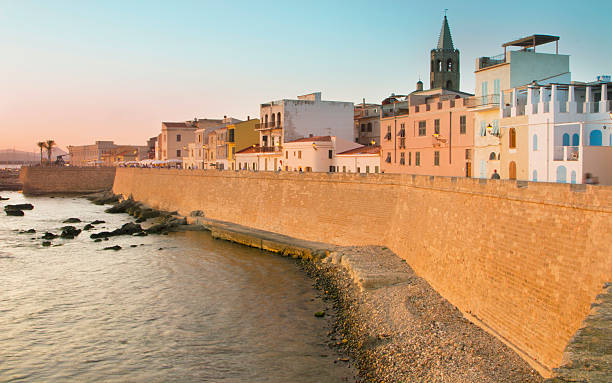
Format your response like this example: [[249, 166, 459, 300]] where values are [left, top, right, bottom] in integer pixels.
[[281, 136, 361, 172], [336, 145, 381, 174], [242, 92, 354, 171], [505, 81, 612, 184], [469, 34, 570, 179]]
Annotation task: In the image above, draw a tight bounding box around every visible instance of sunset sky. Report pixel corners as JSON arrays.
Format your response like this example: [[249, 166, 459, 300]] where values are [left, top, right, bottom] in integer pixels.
[[1, 0, 611, 151]]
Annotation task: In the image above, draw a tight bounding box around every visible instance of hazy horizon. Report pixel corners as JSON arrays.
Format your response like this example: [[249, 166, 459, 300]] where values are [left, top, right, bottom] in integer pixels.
[[2, 0, 611, 151]]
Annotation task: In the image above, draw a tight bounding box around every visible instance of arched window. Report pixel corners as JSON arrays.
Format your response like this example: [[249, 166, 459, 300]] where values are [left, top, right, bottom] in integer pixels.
[[367, 122, 372, 132], [431, 60, 434, 71], [437, 60, 442, 72], [489, 152, 496, 160], [556, 166, 567, 183], [509, 128, 516, 148], [271, 113, 275, 125], [277, 112, 281, 126], [447, 59, 453, 71], [572, 133, 579, 146], [264, 114, 268, 124], [562, 133, 570, 146], [532, 170, 538, 182], [509, 161, 517, 180], [571, 170, 576, 184], [533, 134, 538, 151], [590, 129, 602, 146], [497, 153, 501, 160], [446, 80, 452, 89]]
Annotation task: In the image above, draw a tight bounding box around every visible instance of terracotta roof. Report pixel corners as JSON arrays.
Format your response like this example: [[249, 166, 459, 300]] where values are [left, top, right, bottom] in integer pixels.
[[286, 135, 332, 143], [235, 145, 260, 154], [337, 145, 381, 156]]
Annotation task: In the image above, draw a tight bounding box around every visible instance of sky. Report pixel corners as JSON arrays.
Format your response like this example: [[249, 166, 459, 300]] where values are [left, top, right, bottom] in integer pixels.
[[1, 0, 611, 151]]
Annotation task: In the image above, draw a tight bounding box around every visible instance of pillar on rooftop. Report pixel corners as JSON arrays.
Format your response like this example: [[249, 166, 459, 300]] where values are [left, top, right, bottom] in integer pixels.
[[551, 85, 558, 113], [600, 83, 609, 114], [568, 85, 576, 114], [511, 88, 518, 117], [527, 86, 534, 114]]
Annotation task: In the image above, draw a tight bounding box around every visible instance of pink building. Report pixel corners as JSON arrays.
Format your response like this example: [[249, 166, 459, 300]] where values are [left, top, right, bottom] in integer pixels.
[[380, 92, 474, 176]]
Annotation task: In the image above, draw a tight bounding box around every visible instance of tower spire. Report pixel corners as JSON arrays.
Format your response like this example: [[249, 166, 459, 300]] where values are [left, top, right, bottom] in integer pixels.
[[437, 14, 454, 50]]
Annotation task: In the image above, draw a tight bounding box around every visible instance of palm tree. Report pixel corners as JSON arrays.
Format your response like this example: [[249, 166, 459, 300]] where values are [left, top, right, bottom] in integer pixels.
[[45, 140, 56, 163], [37, 142, 46, 164]]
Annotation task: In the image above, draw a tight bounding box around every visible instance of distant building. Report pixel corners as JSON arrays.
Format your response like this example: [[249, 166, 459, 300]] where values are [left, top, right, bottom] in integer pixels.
[[147, 136, 157, 160], [158, 121, 198, 161], [430, 15, 460, 91], [354, 100, 381, 145], [227, 118, 260, 170], [245, 92, 354, 171], [336, 145, 381, 174], [68, 141, 146, 166]]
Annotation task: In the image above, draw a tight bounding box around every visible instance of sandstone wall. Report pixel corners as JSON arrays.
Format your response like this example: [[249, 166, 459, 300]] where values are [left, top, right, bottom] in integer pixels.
[[21, 166, 116, 194], [113, 168, 612, 375]]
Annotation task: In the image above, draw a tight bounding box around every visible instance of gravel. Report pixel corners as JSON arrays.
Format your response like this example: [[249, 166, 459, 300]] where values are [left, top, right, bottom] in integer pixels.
[[301, 245, 543, 383]]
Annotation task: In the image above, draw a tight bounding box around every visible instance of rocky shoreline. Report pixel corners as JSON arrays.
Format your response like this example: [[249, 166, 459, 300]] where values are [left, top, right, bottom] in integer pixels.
[[96, 193, 544, 382]]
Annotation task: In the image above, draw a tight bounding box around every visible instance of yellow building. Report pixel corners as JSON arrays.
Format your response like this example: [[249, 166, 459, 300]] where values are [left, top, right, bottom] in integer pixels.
[[227, 119, 260, 170]]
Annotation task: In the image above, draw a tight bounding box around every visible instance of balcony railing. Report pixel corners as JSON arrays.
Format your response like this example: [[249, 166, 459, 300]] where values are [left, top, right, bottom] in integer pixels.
[[465, 94, 500, 108], [381, 108, 410, 118], [255, 122, 282, 130], [477, 53, 506, 70], [253, 146, 282, 153], [553, 146, 579, 161]]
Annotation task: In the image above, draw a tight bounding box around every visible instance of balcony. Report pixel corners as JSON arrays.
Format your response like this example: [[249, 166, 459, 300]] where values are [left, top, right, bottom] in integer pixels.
[[256, 122, 282, 130], [381, 108, 410, 118], [465, 94, 500, 109], [553, 146, 579, 161], [477, 53, 506, 70], [253, 146, 282, 153]]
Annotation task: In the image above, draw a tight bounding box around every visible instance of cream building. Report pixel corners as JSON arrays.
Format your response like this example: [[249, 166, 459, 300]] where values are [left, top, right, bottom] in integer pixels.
[[469, 34, 570, 179], [281, 136, 361, 172]]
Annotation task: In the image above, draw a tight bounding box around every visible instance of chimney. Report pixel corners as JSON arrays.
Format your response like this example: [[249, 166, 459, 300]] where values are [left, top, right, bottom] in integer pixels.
[[309, 133, 313, 138], [247, 116, 250, 121], [224, 115, 227, 119], [416, 80, 424, 91]]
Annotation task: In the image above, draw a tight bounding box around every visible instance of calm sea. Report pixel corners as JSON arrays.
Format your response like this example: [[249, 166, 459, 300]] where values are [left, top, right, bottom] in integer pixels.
[[0, 191, 355, 382]]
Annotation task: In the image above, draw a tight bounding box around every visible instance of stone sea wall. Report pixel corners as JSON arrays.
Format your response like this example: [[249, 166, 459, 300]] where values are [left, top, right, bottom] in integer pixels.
[[113, 168, 611, 376], [20, 166, 116, 195]]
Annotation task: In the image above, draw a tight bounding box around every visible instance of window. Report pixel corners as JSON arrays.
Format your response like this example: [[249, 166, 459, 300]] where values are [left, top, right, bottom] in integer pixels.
[[509, 128, 517, 148], [366, 166, 370, 173], [177, 134, 182, 142], [434, 119, 440, 135], [572, 133, 579, 146], [400, 138, 405, 148], [367, 122, 372, 132], [489, 152, 496, 160], [447, 59, 452, 71], [493, 79, 500, 101], [298, 150, 302, 159], [375, 166, 379, 173], [385, 126, 392, 140], [533, 170, 538, 182], [329, 166, 336, 173], [328, 150, 333, 159], [418, 121, 426, 136], [357, 167, 361, 173], [342, 166, 346, 172], [361, 124, 366, 132], [293, 151, 296, 157], [434, 151, 440, 166], [465, 149, 471, 160], [228, 129, 234, 142], [533, 134, 538, 151], [408, 152, 412, 166], [285, 151, 288, 159], [480, 121, 487, 136], [399, 123, 405, 137], [176, 150, 181, 157], [509, 161, 517, 180], [385, 153, 391, 163], [400, 152, 405, 165], [460, 115, 466, 134], [415, 152, 420, 166]]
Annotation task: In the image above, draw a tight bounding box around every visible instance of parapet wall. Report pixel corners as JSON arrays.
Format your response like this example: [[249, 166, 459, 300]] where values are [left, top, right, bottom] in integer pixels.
[[113, 168, 612, 375], [20, 166, 116, 194]]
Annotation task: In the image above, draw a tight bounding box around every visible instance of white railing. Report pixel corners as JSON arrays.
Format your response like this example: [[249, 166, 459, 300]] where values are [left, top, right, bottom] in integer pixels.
[[553, 146, 579, 161]]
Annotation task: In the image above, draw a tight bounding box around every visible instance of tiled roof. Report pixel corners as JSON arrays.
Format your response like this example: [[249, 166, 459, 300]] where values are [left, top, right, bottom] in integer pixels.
[[337, 145, 381, 156], [235, 145, 260, 154], [286, 135, 332, 143]]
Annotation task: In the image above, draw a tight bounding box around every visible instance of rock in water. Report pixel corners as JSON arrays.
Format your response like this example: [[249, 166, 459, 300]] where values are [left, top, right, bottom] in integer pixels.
[[60, 226, 82, 239], [103, 245, 121, 251], [0, 196, 9, 201], [42, 232, 58, 240], [90, 220, 106, 225], [42, 241, 52, 247], [6, 210, 24, 216], [4, 204, 34, 211], [63, 218, 81, 223]]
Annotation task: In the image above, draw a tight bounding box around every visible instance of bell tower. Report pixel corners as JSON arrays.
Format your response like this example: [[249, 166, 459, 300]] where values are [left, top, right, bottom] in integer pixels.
[[430, 14, 460, 91]]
